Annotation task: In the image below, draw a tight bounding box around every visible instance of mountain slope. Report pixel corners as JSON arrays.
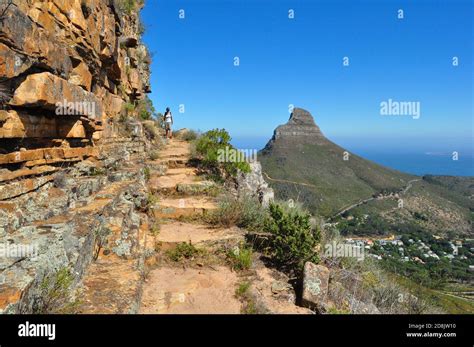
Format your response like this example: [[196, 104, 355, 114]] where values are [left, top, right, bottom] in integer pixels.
[[259, 108, 472, 235], [260, 108, 413, 215]]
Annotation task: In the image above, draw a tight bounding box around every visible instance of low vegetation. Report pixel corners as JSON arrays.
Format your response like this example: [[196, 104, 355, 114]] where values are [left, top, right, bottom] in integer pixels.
[[34, 267, 81, 314], [182, 129, 199, 142], [143, 167, 151, 181], [166, 242, 200, 262], [149, 150, 159, 160], [206, 194, 267, 231], [146, 192, 159, 207], [117, 0, 144, 15], [93, 225, 111, 261], [235, 281, 251, 298], [234, 281, 261, 314], [265, 202, 321, 270], [226, 245, 253, 271], [194, 129, 250, 178]]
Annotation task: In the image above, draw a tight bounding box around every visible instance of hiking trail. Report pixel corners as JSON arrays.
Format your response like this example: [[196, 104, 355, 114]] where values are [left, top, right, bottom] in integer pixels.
[[78, 139, 310, 314]]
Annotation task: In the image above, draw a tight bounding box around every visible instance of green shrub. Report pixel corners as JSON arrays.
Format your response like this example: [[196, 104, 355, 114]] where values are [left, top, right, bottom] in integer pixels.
[[142, 121, 160, 140], [242, 300, 258, 314], [167, 242, 199, 262], [227, 245, 253, 271], [149, 150, 159, 160], [206, 194, 267, 231], [143, 167, 151, 181], [265, 202, 320, 269], [195, 129, 250, 178], [146, 193, 159, 207], [139, 109, 151, 120], [35, 267, 80, 314], [90, 167, 106, 176], [183, 129, 198, 142], [117, 0, 143, 15], [123, 102, 135, 116], [235, 281, 251, 298]]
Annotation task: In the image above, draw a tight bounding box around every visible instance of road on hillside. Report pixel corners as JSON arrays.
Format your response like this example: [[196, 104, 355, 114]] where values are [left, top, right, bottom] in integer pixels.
[[333, 179, 421, 217]]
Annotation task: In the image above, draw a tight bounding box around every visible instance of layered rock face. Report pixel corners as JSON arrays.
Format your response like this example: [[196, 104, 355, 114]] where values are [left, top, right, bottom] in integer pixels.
[[0, 0, 150, 157], [0, 0, 152, 313], [265, 108, 326, 149]]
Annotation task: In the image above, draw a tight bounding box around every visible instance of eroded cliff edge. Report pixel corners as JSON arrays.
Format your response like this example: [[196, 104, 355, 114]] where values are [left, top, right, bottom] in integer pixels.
[[0, 0, 153, 313]]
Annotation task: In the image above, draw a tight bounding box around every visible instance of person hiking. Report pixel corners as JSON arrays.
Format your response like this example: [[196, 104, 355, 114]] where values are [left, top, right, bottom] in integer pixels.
[[163, 107, 173, 139]]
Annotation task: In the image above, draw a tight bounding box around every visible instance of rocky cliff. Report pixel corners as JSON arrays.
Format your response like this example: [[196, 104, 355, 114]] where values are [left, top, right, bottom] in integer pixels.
[[264, 107, 326, 150], [0, 0, 153, 313], [0, 0, 150, 153]]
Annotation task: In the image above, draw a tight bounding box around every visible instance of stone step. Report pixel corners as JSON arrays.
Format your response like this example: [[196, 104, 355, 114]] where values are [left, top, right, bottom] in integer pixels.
[[150, 197, 217, 219], [158, 147, 190, 160], [140, 266, 242, 314], [149, 174, 216, 196], [157, 158, 189, 169], [165, 167, 197, 176], [149, 172, 198, 189], [155, 221, 243, 245], [77, 257, 143, 314]]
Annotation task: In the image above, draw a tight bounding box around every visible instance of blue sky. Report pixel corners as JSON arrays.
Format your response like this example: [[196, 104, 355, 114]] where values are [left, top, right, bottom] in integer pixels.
[[141, 0, 473, 155]]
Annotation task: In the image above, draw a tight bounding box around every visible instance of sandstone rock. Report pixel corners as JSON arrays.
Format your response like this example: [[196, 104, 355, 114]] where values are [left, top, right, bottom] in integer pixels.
[[301, 262, 330, 312], [271, 281, 292, 295], [0, 175, 55, 200], [69, 61, 92, 91], [0, 110, 26, 138], [0, 0, 152, 315], [10, 72, 102, 120], [102, 91, 125, 119], [0, 43, 32, 79], [51, 0, 88, 31], [236, 161, 274, 207], [1, 2, 73, 76], [0, 110, 90, 139]]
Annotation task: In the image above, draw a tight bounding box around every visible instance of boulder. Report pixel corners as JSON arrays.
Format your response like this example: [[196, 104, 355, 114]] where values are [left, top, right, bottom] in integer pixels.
[[349, 297, 381, 314], [301, 262, 330, 312], [10, 72, 102, 119], [236, 161, 274, 207]]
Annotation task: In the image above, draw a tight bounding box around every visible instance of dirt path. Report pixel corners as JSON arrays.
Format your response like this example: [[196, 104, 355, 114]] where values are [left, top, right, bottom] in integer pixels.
[[139, 139, 310, 314], [333, 178, 421, 218], [263, 171, 317, 188], [139, 139, 244, 314], [77, 139, 311, 314]]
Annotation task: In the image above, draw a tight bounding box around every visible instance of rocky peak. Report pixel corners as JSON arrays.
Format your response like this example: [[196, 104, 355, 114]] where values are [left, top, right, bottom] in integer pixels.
[[264, 108, 325, 149], [287, 107, 319, 127]]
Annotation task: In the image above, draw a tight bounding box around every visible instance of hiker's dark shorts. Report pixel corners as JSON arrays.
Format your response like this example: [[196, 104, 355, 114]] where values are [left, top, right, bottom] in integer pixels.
[[165, 122, 172, 131]]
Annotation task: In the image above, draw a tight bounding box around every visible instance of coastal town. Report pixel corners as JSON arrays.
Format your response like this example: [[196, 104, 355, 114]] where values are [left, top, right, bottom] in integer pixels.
[[342, 235, 474, 275]]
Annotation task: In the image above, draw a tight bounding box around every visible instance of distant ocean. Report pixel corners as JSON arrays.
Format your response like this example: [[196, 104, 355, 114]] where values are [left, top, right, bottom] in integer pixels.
[[231, 136, 474, 177]]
